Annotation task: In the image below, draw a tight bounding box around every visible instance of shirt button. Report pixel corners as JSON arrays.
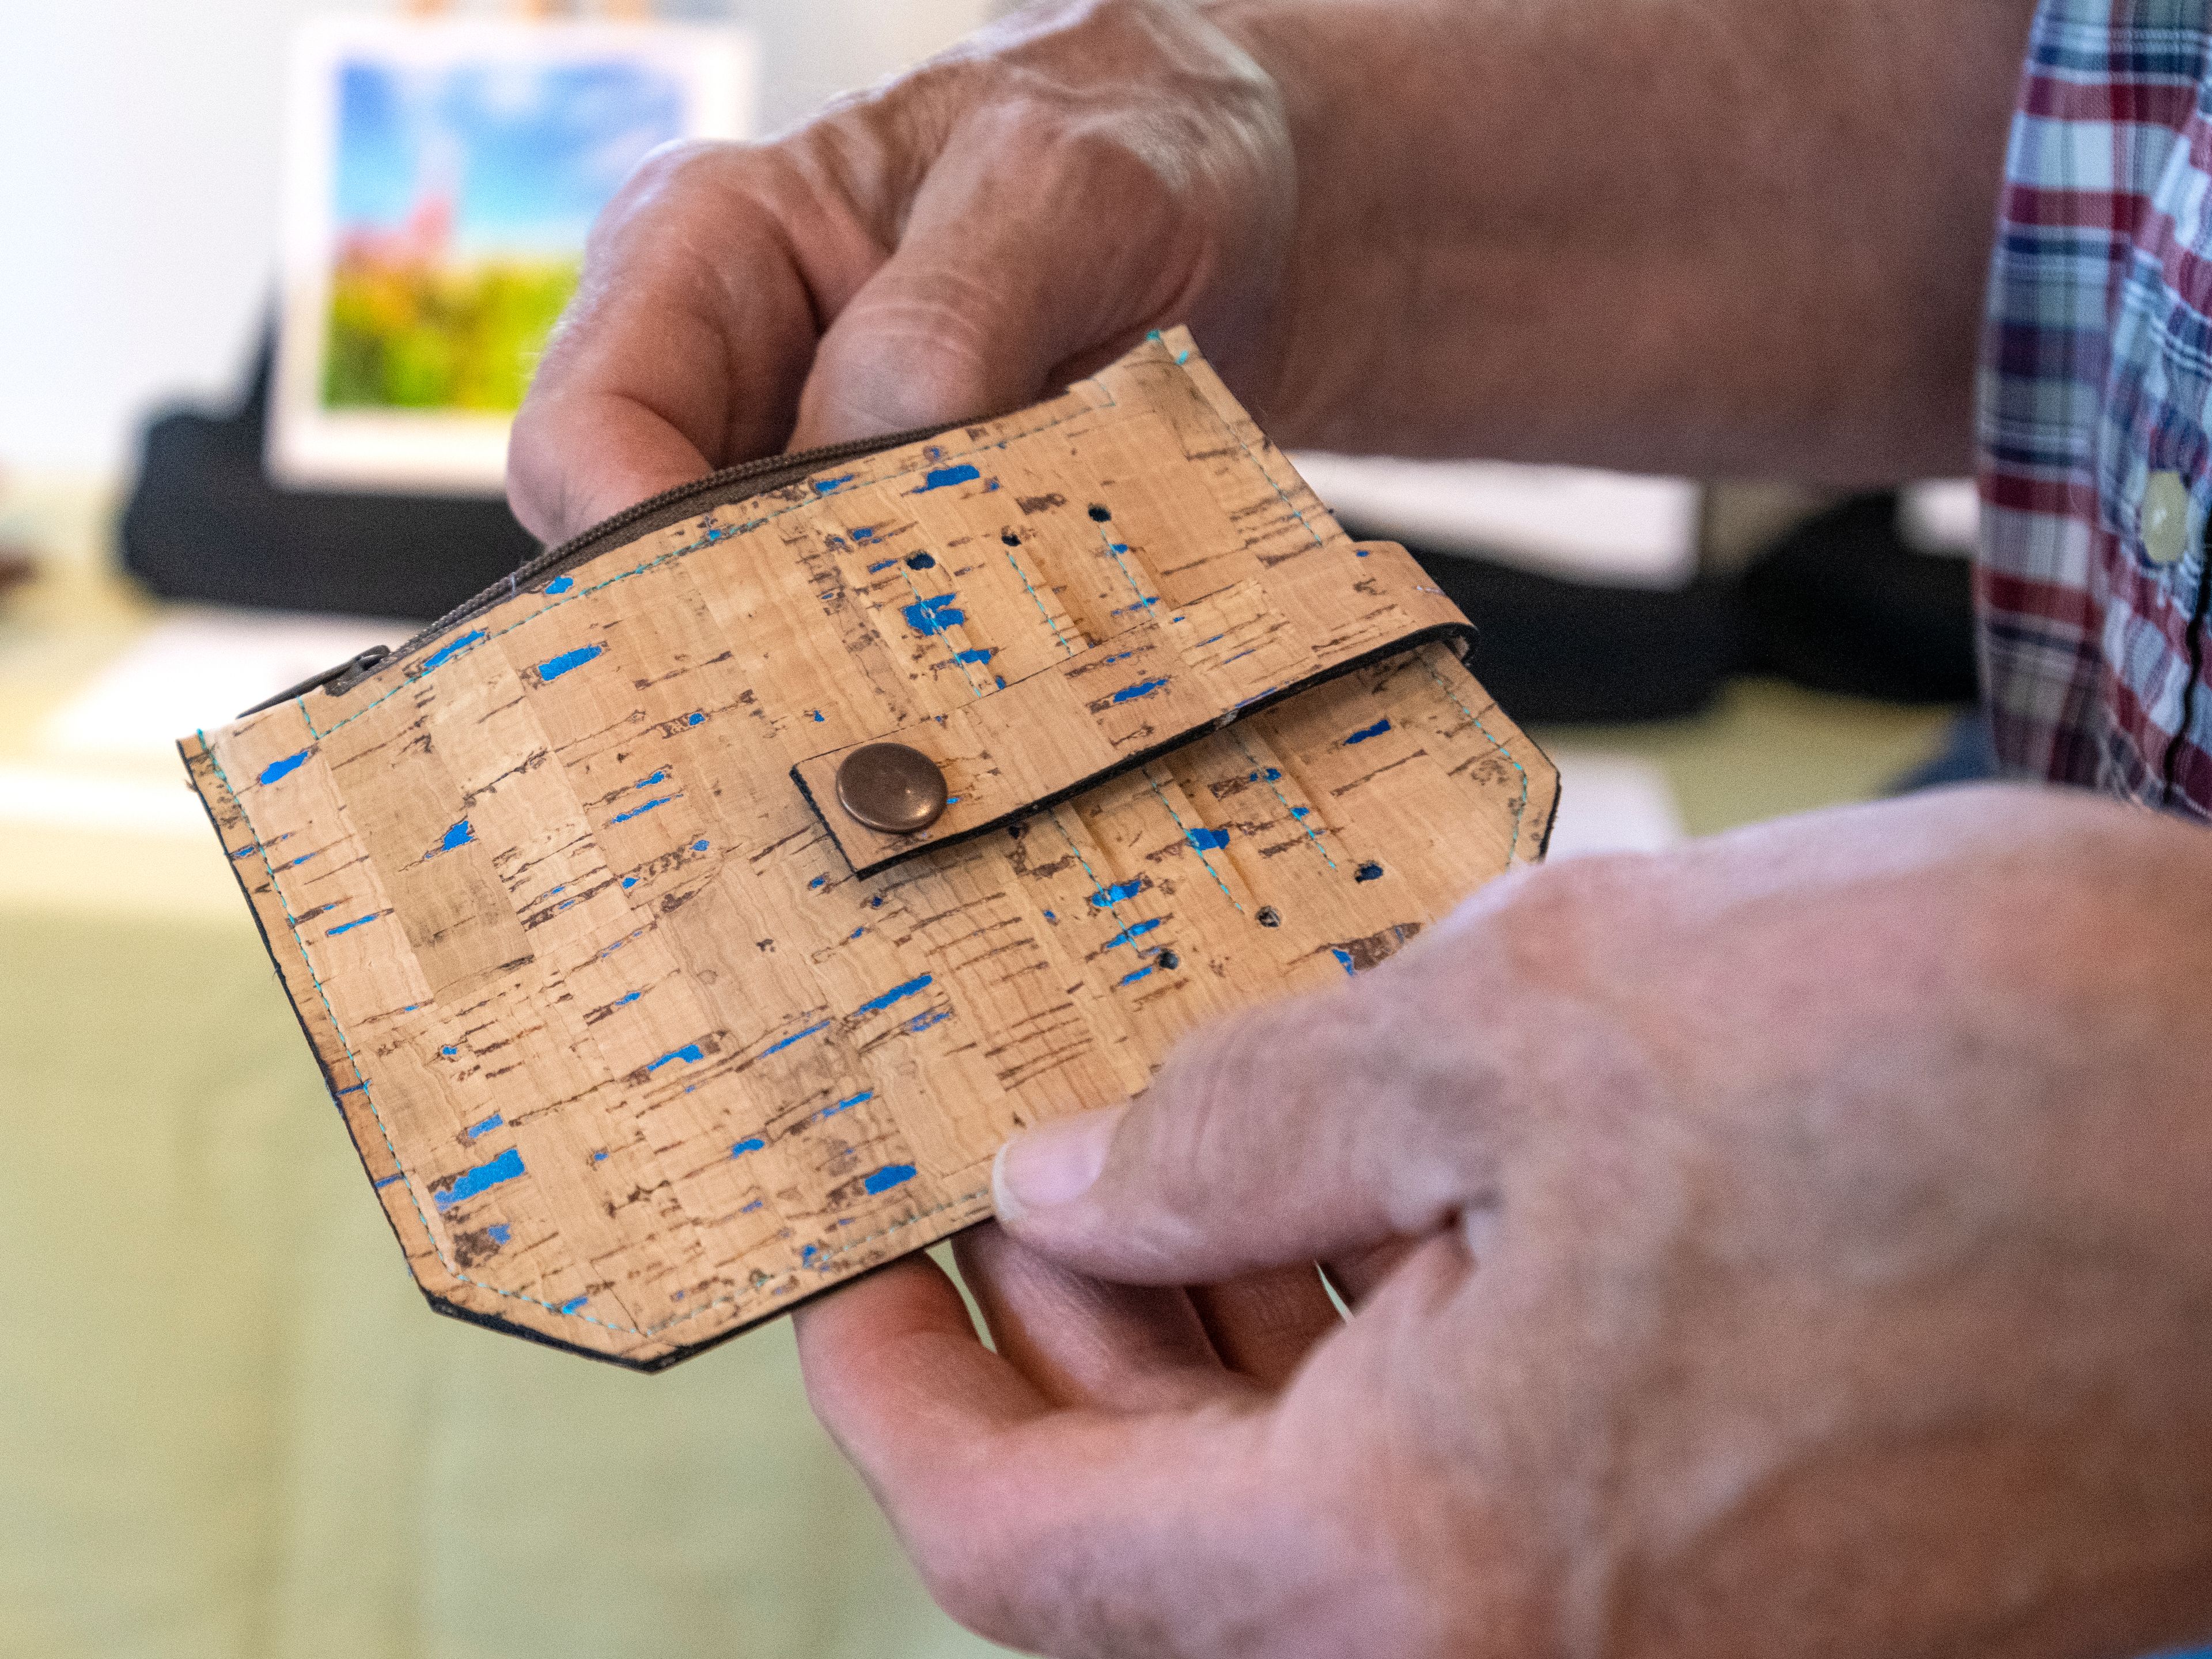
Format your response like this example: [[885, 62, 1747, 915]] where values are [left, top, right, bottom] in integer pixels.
[[2142, 469, 2191, 566]]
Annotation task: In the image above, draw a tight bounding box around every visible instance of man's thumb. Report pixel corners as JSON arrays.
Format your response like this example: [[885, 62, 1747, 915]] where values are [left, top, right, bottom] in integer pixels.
[[991, 983, 1487, 1286]]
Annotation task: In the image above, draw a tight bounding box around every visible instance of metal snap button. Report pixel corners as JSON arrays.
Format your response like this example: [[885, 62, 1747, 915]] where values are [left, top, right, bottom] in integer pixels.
[[2142, 469, 2191, 566], [835, 743, 949, 835]]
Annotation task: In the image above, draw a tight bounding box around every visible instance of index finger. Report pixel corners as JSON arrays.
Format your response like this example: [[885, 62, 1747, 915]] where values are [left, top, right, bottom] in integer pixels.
[[506, 139, 878, 544], [795, 1253, 1319, 1658]]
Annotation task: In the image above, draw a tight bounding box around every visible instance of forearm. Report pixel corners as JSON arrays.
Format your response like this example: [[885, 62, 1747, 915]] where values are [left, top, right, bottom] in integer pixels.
[[1208, 0, 2037, 480]]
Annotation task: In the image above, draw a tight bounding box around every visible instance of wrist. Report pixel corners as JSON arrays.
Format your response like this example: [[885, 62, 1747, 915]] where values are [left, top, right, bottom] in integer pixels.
[[1190, 0, 1405, 438]]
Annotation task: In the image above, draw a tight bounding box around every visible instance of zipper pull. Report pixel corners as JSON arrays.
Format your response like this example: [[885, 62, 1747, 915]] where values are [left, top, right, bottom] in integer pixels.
[[237, 644, 391, 717]]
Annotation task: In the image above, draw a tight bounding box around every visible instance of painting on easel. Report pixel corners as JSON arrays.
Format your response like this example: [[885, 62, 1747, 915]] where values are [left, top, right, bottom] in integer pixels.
[[269, 13, 754, 495]]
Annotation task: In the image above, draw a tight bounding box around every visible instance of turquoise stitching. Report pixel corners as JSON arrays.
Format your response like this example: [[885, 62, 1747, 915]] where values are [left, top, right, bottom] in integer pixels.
[[1046, 808, 1141, 925], [1145, 771, 1244, 913], [1224, 437, 1326, 553], [1093, 519, 1154, 606], [1233, 733, 1336, 870], [1004, 542, 1075, 656], [809, 1186, 991, 1266], [1172, 340, 1328, 556], [1422, 656, 1528, 861], [893, 562, 986, 700]]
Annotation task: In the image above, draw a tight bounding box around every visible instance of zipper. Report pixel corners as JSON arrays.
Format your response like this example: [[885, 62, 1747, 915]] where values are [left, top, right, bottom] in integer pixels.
[[239, 420, 961, 716]]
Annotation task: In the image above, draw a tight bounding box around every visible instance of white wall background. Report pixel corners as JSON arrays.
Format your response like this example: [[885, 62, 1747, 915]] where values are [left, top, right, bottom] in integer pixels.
[[0, 0, 993, 479]]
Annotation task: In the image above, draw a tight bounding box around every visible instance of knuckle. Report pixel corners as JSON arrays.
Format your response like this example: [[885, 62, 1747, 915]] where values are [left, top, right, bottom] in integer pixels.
[[619, 135, 740, 203], [582, 138, 756, 259]]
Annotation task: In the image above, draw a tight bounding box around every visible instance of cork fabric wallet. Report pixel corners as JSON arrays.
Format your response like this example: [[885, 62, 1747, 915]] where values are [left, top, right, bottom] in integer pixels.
[[180, 328, 1559, 1369]]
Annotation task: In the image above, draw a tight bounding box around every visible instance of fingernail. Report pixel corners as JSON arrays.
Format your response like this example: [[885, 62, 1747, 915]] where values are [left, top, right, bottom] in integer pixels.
[[992, 1104, 1126, 1224]]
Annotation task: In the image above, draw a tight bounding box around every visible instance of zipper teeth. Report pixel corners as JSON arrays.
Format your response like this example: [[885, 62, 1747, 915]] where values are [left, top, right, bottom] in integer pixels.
[[346, 421, 961, 691]]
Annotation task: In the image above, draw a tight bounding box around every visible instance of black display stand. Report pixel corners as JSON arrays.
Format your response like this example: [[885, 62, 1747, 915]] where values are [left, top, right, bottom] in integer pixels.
[[122, 328, 539, 622], [1385, 493, 1977, 724]]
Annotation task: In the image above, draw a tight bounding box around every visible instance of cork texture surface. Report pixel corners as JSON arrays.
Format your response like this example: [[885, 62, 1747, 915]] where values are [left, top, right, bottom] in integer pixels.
[[181, 330, 1557, 1368]]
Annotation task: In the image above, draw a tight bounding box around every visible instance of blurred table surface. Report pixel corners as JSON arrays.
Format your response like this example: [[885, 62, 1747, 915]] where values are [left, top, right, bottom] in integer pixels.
[[0, 493, 1954, 1659]]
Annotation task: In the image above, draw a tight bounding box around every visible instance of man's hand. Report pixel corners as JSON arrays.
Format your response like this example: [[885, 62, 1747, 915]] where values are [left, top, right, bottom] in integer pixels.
[[508, 0, 1297, 544], [512, 0, 2041, 546], [796, 785, 2212, 1657]]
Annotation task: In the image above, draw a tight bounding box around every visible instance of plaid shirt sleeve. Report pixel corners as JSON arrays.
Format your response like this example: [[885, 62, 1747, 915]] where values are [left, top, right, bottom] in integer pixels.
[[1979, 0, 2212, 817]]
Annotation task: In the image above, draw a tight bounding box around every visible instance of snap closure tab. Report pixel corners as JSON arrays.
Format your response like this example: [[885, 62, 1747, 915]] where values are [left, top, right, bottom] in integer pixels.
[[835, 743, 949, 835], [2143, 469, 2191, 566]]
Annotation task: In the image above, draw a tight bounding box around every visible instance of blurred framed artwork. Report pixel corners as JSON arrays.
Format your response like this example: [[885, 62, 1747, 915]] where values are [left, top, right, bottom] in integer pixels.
[[270, 16, 754, 494]]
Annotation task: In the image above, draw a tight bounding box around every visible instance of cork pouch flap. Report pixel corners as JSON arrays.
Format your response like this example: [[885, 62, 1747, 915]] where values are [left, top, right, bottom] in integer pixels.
[[179, 328, 1558, 1369]]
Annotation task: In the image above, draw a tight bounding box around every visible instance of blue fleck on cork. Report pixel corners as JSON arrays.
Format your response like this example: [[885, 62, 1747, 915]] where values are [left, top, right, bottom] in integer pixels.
[[421, 630, 487, 671], [855, 974, 931, 1014], [435, 819, 474, 853], [1110, 677, 1168, 703], [464, 1112, 503, 1141], [763, 1020, 829, 1055], [257, 751, 309, 786], [863, 1164, 918, 1194], [646, 1044, 703, 1071], [544, 576, 574, 594], [731, 1137, 765, 1158], [902, 593, 965, 635], [1185, 826, 1230, 851], [433, 1146, 525, 1213], [1089, 879, 1144, 907], [1103, 918, 1161, 948], [913, 463, 979, 493], [536, 643, 602, 681], [1344, 717, 1392, 745], [611, 796, 675, 823]]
